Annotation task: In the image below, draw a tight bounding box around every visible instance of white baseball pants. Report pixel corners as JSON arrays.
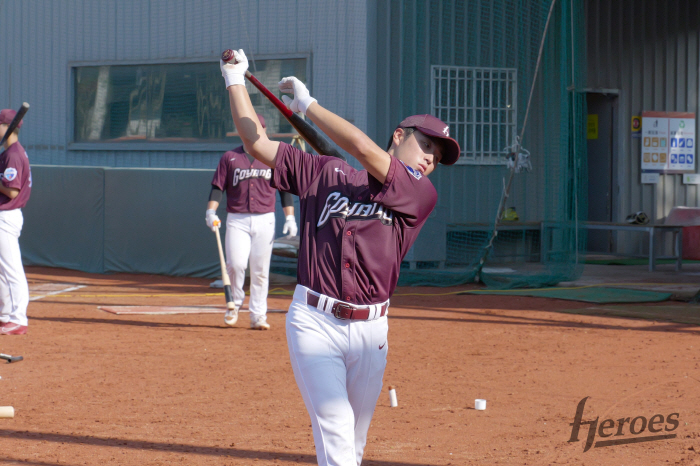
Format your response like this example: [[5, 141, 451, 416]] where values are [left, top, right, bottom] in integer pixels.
[[0, 209, 28, 327], [286, 285, 388, 466], [225, 212, 275, 321]]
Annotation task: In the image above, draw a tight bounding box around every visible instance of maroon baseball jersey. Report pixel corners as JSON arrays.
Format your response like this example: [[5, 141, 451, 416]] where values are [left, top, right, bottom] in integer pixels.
[[272, 142, 437, 305], [0, 142, 31, 211], [211, 146, 277, 213]]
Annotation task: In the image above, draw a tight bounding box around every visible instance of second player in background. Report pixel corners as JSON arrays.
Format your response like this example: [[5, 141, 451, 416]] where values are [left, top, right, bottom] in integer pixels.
[[206, 114, 297, 330]]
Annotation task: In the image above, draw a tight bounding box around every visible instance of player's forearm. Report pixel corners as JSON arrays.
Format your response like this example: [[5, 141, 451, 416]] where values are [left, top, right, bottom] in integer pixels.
[[306, 103, 391, 183], [283, 206, 294, 217], [227, 85, 279, 168], [206, 200, 219, 211], [0, 185, 19, 199]]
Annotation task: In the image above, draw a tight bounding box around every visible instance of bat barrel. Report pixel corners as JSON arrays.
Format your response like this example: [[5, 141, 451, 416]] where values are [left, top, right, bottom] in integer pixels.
[[0, 102, 30, 146]]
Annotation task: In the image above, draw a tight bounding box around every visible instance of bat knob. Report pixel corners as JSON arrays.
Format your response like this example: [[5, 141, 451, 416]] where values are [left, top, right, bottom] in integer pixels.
[[221, 49, 236, 63]]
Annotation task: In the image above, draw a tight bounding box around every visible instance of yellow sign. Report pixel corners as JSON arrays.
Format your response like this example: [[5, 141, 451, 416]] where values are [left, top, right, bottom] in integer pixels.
[[587, 114, 598, 139], [631, 116, 641, 132]]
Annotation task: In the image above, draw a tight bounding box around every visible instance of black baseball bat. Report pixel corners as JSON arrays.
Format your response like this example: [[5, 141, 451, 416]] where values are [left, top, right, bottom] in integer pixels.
[[0, 102, 29, 146], [221, 50, 346, 161]]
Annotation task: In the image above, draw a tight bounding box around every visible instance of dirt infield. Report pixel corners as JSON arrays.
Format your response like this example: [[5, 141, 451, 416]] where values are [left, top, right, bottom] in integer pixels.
[[0, 267, 699, 465]]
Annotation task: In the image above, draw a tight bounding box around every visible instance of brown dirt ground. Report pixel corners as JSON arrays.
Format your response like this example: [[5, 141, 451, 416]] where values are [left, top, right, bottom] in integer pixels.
[[0, 266, 699, 466]]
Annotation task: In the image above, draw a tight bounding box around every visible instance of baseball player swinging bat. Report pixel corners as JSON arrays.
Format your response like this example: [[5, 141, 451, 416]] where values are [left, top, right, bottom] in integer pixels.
[[213, 225, 238, 325], [0, 102, 29, 146], [221, 49, 346, 161]]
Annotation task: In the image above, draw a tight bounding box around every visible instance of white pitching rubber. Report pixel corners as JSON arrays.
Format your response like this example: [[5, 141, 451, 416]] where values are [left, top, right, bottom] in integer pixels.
[[388, 386, 398, 407], [0, 406, 14, 418], [475, 399, 486, 410]]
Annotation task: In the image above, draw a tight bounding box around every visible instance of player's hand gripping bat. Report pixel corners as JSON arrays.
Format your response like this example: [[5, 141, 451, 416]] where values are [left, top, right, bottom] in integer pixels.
[[213, 225, 238, 326], [0, 102, 29, 146], [221, 49, 346, 161]]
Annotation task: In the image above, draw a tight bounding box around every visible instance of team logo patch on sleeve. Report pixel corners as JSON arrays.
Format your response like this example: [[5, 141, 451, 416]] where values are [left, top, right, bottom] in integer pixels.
[[3, 168, 17, 181], [400, 161, 422, 180]]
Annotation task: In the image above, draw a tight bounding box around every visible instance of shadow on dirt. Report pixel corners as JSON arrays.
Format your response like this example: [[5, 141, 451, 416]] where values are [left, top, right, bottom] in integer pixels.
[[388, 306, 700, 334], [29, 315, 226, 330], [0, 430, 436, 465]]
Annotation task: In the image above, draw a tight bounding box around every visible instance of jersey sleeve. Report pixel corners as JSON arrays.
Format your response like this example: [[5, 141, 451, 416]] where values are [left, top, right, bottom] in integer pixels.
[[1, 151, 26, 190], [272, 142, 323, 197], [211, 152, 231, 191], [279, 189, 294, 208], [369, 157, 437, 227]]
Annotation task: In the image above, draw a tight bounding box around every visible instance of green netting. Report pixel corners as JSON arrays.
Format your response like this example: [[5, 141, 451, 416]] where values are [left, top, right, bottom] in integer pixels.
[[398, 0, 587, 289]]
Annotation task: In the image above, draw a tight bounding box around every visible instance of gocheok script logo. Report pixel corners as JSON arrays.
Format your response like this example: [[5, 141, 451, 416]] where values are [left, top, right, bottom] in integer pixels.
[[569, 397, 679, 452], [231, 167, 272, 186], [317, 192, 393, 228]]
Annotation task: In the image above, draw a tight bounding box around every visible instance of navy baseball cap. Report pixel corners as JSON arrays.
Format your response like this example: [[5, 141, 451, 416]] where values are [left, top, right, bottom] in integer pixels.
[[257, 113, 266, 128], [0, 109, 22, 129], [399, 114, 460, 165]]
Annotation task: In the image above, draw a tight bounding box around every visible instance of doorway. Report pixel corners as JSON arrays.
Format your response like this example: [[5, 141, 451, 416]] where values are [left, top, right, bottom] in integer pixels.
[[586, 92, 616, 252]]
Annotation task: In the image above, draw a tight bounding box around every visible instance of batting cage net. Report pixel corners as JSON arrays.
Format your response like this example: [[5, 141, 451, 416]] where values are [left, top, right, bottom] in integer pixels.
[[65, 0, 586, 286], [396, 0, 588, 289]]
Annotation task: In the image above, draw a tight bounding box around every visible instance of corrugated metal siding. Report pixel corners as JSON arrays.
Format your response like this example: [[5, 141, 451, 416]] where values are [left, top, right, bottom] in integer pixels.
[[586, 0, 700, 254], [0, 0, 368, 169]]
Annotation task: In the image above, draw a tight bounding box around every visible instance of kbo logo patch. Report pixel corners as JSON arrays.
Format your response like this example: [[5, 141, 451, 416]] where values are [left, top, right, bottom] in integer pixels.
[[400, 161, 422, 180], [3, 167, 17, 181]]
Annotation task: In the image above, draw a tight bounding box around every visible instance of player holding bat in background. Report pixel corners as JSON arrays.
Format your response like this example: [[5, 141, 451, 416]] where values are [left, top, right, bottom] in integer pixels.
[[221, 49, 459, 465], [205, 113, 297, 330], [0, 109, 32, 336]]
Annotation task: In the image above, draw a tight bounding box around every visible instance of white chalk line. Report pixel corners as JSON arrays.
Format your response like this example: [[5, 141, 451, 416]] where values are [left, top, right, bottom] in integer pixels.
[[29, 285, 86, 302]]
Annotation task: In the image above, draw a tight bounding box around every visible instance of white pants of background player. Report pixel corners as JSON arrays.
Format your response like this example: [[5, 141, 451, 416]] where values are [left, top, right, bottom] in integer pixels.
[[287, 285, 388, 466], [0, 210, 29, 327], [225, 212, 275, 323]]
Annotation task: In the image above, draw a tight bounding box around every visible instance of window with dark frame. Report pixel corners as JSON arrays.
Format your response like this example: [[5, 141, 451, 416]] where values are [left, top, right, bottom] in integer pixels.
[[431, 65, 517, 165], [73, 59, 307, 143]]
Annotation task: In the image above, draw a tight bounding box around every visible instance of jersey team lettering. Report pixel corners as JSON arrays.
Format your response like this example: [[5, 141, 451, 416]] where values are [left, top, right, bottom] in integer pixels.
[[232, 167, 272, 186], [317, 191, 394, 228]]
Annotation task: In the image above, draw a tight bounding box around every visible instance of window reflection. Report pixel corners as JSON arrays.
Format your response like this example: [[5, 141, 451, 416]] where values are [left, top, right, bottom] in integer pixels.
[[74, 59, 307, 142]]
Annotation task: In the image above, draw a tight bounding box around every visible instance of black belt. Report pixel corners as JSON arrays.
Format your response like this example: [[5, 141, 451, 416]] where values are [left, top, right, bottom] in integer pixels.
[[306, 292, 389, 320]]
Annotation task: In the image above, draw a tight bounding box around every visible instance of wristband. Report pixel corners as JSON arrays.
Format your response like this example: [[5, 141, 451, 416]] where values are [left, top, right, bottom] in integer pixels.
[[298, 97, 317, 115]]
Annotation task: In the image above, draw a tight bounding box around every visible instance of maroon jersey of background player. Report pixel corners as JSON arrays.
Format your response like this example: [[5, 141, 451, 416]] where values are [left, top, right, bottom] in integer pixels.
[[273, 142, 437, 305], [211, 146, 278, 214], [0, 141, 31, 211]]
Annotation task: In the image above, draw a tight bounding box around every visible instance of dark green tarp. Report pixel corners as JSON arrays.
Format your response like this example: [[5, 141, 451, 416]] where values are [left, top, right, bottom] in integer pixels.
[[21, 165, 223, 278]]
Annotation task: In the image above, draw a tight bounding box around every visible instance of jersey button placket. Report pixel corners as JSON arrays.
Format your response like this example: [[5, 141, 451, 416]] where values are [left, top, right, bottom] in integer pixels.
[[341, 223, 356, 303]]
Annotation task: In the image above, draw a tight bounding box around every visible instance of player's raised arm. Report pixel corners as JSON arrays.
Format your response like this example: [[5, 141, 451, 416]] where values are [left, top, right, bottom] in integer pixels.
[[278, 77, 391, 183], [221, 50, 279, 168]]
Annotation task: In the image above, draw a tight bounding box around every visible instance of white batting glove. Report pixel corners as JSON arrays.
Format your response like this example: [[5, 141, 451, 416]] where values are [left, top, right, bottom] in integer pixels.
[[282, 215, 298, 237], [206, 209, 221, 231], [279, 76, 317, 115], [220, 49, 248, 88]]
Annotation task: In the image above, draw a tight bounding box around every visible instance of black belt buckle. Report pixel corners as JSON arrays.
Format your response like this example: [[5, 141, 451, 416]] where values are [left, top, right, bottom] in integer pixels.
[[333, 303, 354, 320]]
